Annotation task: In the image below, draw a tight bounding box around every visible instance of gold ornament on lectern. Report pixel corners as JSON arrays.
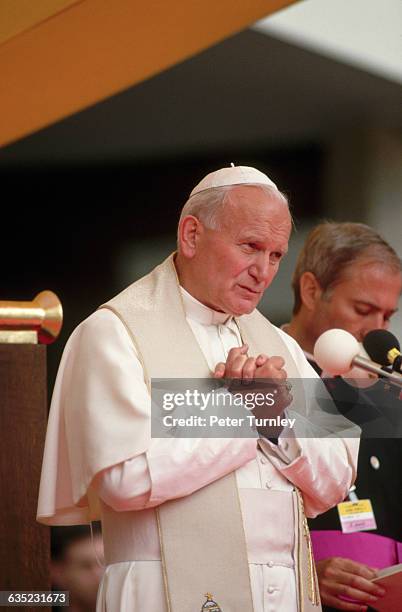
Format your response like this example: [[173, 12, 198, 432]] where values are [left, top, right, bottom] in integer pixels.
[[0, 291, 63, 344]]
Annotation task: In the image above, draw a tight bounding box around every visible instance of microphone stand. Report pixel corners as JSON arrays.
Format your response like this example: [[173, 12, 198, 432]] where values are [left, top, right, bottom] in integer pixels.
[[352, 355, 402, 387]]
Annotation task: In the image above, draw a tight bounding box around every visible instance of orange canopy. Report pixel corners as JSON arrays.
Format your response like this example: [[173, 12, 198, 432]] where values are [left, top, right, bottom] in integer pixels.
[[0, 0, 297, 148]]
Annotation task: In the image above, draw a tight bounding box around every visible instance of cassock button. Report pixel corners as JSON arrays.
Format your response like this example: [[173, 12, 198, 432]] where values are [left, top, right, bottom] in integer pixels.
[[265, 481, 271, 489], [267, 586, 275, 594], [370, 456, 380, 470], [267, 561, 274, 568], [260, 457, 268, 465]]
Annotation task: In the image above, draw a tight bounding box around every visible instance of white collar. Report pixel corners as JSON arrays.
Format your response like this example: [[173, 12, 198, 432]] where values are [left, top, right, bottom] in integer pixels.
[[179, 286, 233, 326]]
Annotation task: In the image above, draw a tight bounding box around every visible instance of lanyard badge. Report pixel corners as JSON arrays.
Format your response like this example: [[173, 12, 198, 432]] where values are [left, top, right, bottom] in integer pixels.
[[337, 486, 377, 533]]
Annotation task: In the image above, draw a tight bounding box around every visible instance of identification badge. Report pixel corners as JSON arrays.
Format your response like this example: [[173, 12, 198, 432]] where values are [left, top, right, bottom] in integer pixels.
[[337, 499, 377, 533]]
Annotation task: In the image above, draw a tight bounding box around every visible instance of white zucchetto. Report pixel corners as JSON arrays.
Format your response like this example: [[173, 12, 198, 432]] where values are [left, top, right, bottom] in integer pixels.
[[189, 165, 277, 197]]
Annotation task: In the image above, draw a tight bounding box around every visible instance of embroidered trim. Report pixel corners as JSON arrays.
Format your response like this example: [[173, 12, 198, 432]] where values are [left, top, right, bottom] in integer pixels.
[[201, 593, 223, 611], [297, 489, 320, 606], [156, 507, 173, 612]]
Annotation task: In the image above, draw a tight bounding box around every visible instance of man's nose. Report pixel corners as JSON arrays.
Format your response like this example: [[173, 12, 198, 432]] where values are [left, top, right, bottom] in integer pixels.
[[363, 313, 389, 338], [249, 254, 271, 283], [373, 312, 389, 329]]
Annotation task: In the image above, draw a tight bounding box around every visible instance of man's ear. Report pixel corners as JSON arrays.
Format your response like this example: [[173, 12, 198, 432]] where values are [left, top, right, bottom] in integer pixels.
[[299, 272, 323, 311], [178, 215, 202, 258]]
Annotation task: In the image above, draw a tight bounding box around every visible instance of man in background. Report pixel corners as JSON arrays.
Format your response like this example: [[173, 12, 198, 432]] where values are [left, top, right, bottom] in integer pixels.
[[285, 221, 402, 612], [51, 525, 104, 612]]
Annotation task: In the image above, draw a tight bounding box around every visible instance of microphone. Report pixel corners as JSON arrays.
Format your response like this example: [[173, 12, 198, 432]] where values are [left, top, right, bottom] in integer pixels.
[[313, 329, 402, 386], [363, 329, 402, 372]]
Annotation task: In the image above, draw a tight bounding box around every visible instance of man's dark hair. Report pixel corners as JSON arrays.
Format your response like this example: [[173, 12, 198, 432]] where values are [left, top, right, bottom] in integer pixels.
[[51, 523, 101, 562]]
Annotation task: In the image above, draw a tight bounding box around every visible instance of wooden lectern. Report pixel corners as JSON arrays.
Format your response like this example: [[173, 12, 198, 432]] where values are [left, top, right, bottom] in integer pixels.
[[0, 292, 63, 611]]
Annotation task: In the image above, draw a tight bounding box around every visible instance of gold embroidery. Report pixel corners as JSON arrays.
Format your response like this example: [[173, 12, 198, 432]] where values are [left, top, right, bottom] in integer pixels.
[[200, 593, 222, 611], [296, 490, 304, 612], [297, 490, 320, 606], [155, 507, 173, 612]]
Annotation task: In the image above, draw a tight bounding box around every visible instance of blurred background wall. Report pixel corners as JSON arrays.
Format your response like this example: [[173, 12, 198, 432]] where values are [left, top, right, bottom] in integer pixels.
[[1, 0, 401, 387]]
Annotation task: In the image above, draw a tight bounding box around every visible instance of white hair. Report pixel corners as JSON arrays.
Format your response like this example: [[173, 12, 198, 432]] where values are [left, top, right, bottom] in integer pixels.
[[177, 184, 289, 247]]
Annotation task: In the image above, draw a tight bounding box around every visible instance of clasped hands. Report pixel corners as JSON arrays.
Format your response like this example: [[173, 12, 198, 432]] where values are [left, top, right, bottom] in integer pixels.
[[213, 344, 293, 438]]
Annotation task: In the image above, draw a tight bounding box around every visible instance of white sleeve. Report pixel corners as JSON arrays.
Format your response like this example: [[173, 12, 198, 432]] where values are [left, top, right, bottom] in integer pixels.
[[258, 326, 360, 517], [91, 309, 257, 511], [259, 436, 359, 517], [95, 436, 257, 511]]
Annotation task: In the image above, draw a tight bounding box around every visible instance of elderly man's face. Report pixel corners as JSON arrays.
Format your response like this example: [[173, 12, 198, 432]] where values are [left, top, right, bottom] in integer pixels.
[[310, 260, 402, 343], [191, 186, 291, 315]]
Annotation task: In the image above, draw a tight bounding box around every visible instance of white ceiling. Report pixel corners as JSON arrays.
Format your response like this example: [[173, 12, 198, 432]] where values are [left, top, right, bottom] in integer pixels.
[[254, 0, 402, 84]]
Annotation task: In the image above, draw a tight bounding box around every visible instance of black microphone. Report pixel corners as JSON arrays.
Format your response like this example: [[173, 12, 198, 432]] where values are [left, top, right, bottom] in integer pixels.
[[363, 329, 402, 373]]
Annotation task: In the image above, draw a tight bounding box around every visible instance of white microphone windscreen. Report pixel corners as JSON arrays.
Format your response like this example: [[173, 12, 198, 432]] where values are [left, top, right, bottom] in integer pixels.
[[313, 329, 360, 375]]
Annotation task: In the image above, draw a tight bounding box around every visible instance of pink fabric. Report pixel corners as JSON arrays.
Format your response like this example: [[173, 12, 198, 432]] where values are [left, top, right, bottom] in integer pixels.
[[311, 530, 401, 569]]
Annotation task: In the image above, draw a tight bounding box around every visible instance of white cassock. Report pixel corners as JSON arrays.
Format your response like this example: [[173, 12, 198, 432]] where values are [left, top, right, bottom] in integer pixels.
[[56, 287, 357, 612]]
